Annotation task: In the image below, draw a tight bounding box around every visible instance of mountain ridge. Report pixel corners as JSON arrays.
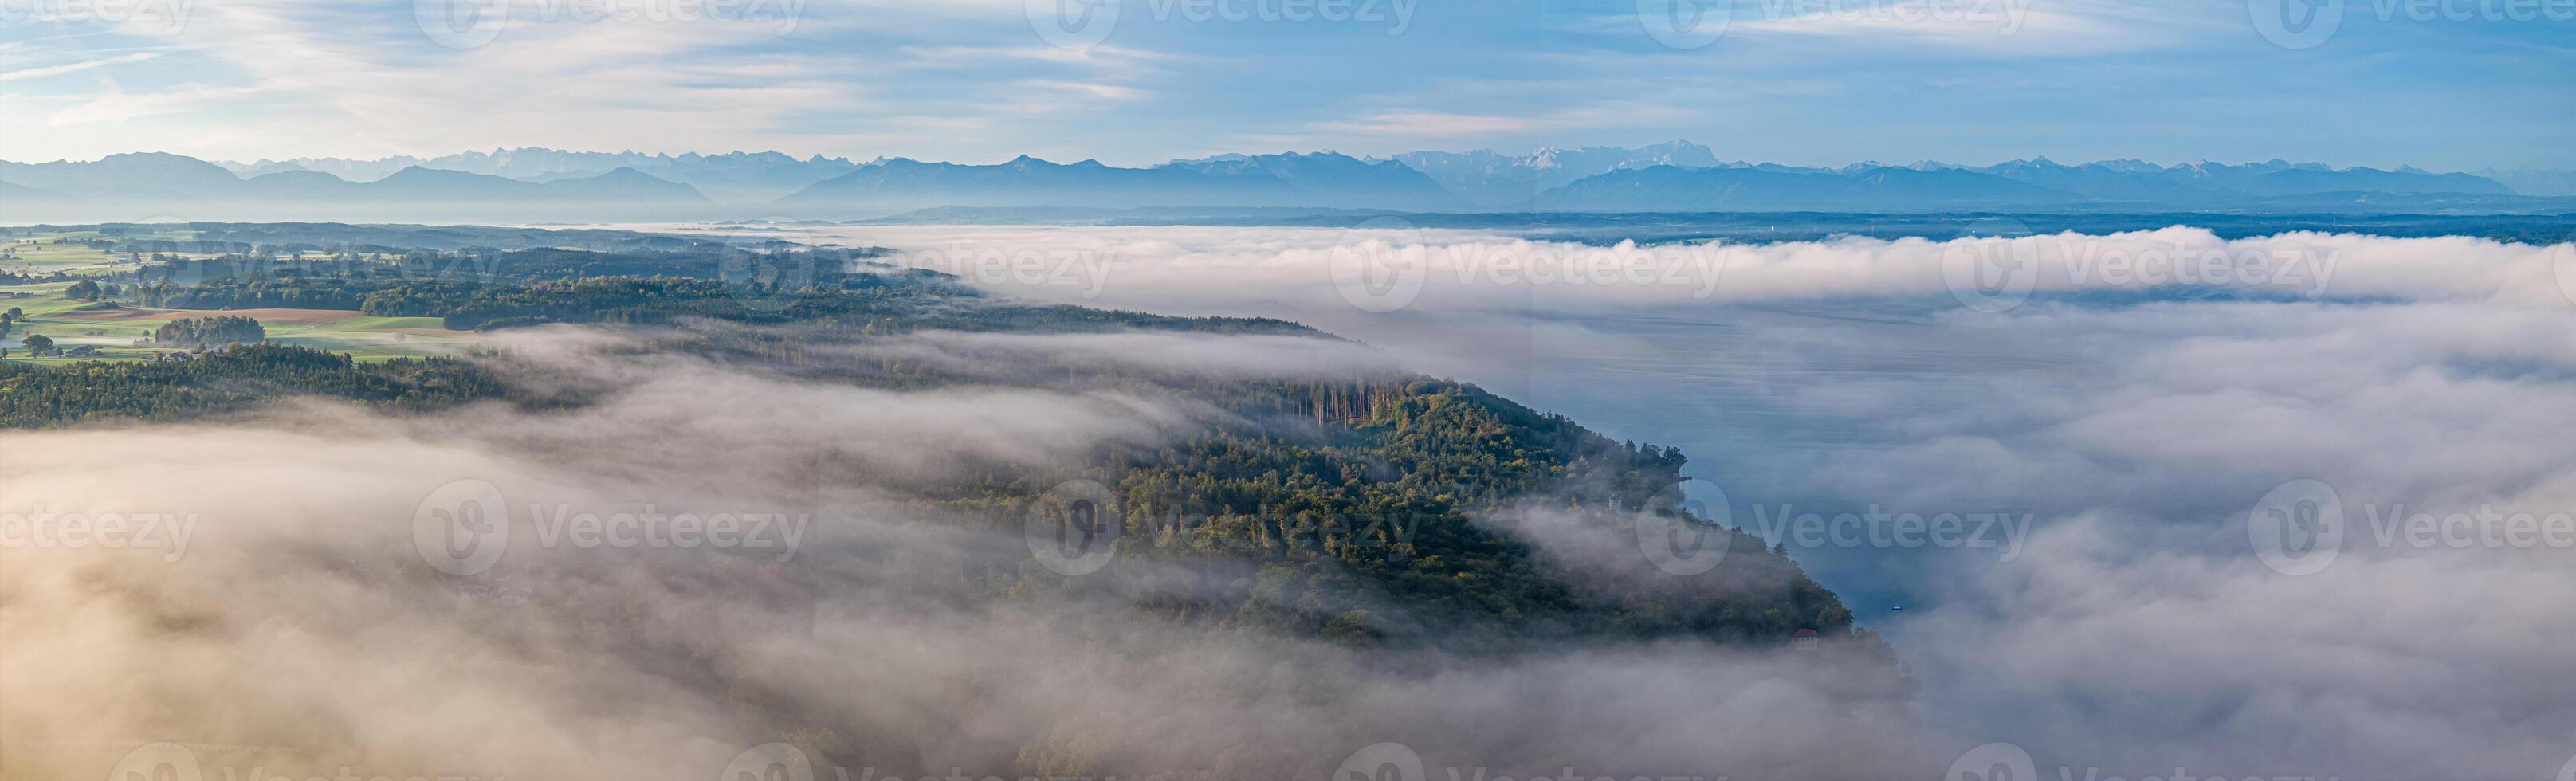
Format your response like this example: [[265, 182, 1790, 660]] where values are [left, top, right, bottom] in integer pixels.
[[6, 145, 2568, 221], [2, 155, 714, 222]]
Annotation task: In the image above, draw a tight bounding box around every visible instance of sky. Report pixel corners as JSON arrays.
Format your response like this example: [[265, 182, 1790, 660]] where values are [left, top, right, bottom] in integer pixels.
[[0, 0, 2570, 171]]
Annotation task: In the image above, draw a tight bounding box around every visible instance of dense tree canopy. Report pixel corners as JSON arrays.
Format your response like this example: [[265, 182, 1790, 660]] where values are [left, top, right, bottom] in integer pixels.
[[152, 315, 265, 347]]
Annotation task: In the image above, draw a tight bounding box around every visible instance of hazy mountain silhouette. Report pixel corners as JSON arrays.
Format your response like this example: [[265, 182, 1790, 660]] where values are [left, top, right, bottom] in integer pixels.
[[772, 152, 1463, 217], [2477, 166, 2576, 197], [1, 155, 711, 222], [2, 146, 2558, 220], [1157, 151, 1467, 211], [1382, 141, 1724, 206], [217, 148, 863, 203]]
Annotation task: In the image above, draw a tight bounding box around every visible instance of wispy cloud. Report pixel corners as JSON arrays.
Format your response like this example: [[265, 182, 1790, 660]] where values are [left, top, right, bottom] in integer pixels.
[[0, 51, 159, 82], [45, 77, 261, 126], [0, 0, 2566, 169]]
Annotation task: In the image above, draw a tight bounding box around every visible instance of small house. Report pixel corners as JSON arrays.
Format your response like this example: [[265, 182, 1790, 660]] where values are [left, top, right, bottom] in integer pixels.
[[1791, 629, 1820, 651]]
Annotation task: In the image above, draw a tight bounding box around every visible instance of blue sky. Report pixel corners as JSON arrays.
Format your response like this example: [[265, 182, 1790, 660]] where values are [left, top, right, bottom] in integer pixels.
[[1, 0, 2569, 170]]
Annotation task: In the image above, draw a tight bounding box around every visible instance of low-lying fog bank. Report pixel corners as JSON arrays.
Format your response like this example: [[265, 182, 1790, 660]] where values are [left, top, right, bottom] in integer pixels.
[[791, 223, 2576, 780], [2, 327, 1922, 781]]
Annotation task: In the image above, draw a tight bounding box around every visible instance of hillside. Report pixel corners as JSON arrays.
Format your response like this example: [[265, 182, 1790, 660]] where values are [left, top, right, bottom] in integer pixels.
[[0, 234, 1881, 654]]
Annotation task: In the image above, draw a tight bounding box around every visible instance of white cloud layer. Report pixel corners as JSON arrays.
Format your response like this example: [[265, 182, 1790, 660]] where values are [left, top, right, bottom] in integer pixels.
[[5, 224, 2574, 779], [764, 222, 2576, 779], [0, 325, 1922, 780]]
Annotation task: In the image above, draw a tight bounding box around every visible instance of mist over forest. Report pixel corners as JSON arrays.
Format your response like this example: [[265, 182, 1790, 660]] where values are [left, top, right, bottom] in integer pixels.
[[4, 216, 2571, 780]]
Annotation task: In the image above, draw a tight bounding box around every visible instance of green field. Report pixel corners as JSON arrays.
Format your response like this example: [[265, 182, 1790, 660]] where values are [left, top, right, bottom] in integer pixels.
[[4, 233, 157, 276], [1, 281, 480, 365], [1, 227, 483, 364]]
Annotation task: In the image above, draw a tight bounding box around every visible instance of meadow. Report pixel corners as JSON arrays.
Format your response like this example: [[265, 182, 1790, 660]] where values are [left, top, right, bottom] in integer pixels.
[[1, 232, 478, 363]]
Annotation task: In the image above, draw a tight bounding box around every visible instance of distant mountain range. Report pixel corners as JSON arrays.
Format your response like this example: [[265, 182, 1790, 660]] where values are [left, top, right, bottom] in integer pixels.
[[1376, 141, 1726, 206], [1518, 153, 2537, 211], [4, 143, 2571, 223], [2, 152, 713, 223], [2479, 166, 2576, 197], [224, 149, 866, 203], [776, 152, 1467, 214]]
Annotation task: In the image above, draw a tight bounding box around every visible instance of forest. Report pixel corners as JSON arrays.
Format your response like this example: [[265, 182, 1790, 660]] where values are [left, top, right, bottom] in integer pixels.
[[3, 236, 1899, 678], [151, 315, 265, 347], [0, 336, 1877, 653]]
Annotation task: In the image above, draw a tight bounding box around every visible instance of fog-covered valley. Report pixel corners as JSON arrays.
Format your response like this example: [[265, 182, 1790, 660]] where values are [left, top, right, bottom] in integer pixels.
[[793, 222, 2576, 779]]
